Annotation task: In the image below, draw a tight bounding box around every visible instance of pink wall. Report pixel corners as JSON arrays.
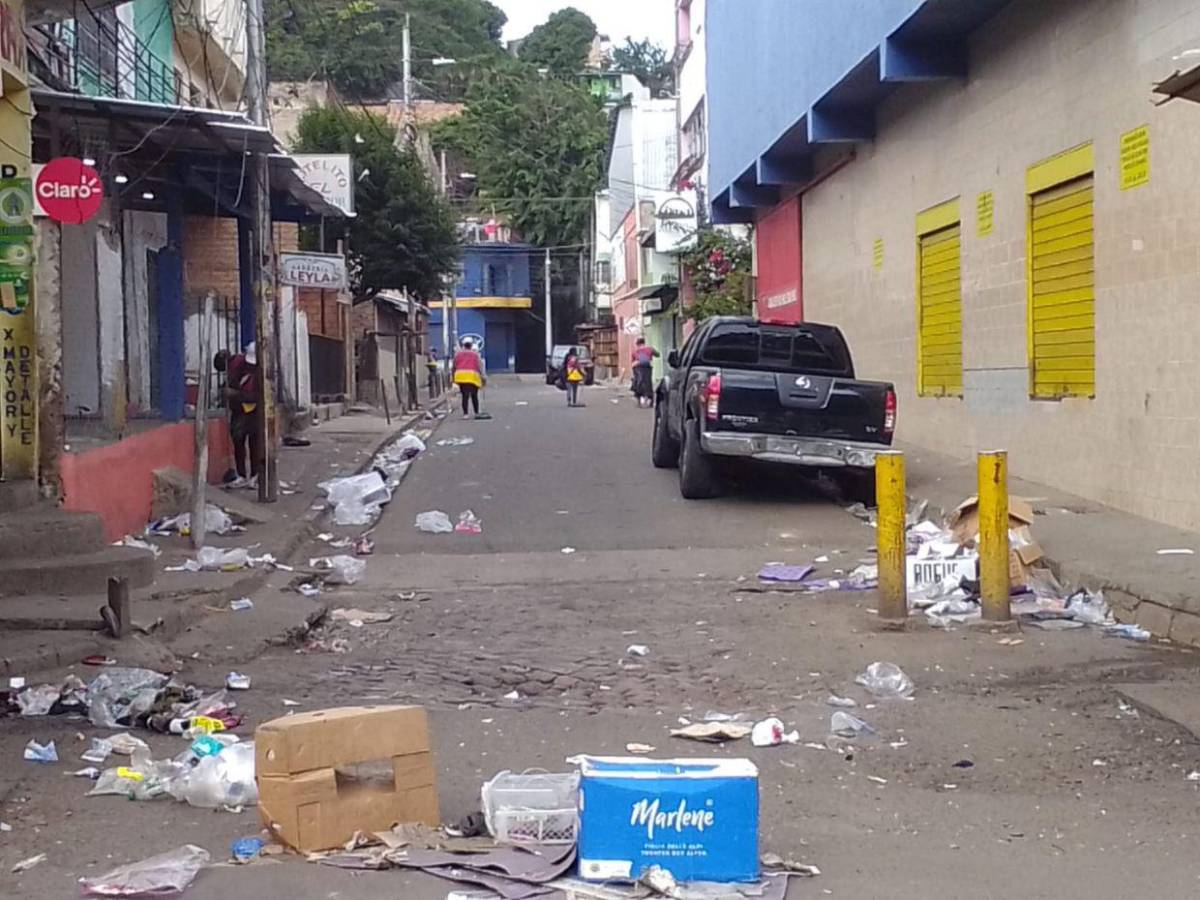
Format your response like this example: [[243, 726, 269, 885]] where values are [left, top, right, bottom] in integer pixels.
[[61, 419, 234, 541], [755, 195, 804, 323]]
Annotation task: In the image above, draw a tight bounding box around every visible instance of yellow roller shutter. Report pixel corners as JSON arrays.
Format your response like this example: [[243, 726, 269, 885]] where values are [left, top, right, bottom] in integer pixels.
[[917, 223, 963, 397], [1029, 175, 1094, 398]]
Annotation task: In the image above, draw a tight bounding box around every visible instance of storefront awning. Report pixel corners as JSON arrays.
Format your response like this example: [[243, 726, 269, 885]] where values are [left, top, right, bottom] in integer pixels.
[[1153, 65, 1200, 104], [31, 88, 344, 221], [635, 283, 677, 300]]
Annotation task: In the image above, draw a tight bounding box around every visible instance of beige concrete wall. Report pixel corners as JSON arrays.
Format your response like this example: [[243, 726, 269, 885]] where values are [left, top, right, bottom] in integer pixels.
[[802, 0, 1200, 531]]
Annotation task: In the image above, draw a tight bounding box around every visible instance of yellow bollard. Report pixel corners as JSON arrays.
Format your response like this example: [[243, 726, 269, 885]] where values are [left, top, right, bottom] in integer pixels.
[[875, 451, 907, 622], [978, 450, 1012, 622]]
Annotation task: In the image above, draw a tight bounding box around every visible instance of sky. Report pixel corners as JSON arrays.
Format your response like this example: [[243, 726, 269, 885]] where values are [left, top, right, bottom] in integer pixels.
[[495, 0, 676, 49]]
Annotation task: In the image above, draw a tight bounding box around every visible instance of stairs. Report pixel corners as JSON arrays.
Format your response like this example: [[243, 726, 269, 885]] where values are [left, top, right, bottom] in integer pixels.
[[0, 500, 156, 597]]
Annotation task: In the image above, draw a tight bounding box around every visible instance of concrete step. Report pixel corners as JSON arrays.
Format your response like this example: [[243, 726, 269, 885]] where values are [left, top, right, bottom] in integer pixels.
[[0, 480, 38, 512], [0, 506, 106, 560], [0, 546, 157, 597]]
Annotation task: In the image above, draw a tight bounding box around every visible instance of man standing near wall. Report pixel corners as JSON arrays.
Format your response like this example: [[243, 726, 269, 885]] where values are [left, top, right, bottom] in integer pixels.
[[215, 344, 262, 488]]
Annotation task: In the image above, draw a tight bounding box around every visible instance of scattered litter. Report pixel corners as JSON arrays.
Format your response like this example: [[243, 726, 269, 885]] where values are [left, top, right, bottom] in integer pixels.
[[303, 637, 350, 654], [74, 767, 100, 779], [1186, 771, 1200, 782], [997, 637, 1024, 646], [226, 672, 251, 691], [12, 853, 46, 873], [80, 844, 210, 896], [1157, 548, 1195, 556], [825, 694, 857, 708], [1092, 758, 1107, 767], [297, 582, 321, 598], [1104, 623, 1151, 642], [515, 401, 529, 406], [481, 770, 580, 846], [24, 739, 58, 763], [82, 655, 117, 667], [670, 721, 752, 742], [149, 504, 235, 537], [757, 563, 815, 583], [8, 676, 24, 689], [866, 775, 888, 785], [830, 711, 875, 738], [415, 510, 454, 534], [0, 821, 10, 831], [751, 716, 800, 747], [952, 759, 974, 769], [561, 547, 577, 554], [18, 682, 67, 716], [353, 536, 375, 556], [230, 598, 254, 612], [625, 743, 656, 754], [331, 608, 394, 626], [503, 690, 521, 701], [436, 436, 475, 447], [166, 546, 267, 572], [1028, 618, 1086, 631], [855, 662, 915, 699], [1064, 589, 1112, 626], [310, 555, 366, 586], [814, 555, 829, 563], [762, 852, 821, 877], [231, 837, 266, 862], [455, 510, 483, 535], [117, 535, 162, 558], [81, 737, 113, 764], [925, 597, 981, 628], [320, 472, 392, 527], [282, 699, 301, 707], [625, 644, 649, 657], [167, 741, 257, 809]]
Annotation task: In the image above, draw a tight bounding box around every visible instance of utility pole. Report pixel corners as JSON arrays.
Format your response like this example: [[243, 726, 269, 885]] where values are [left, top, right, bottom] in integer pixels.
[[403, 13, 412, 107], [246, 0, 278, 502], [544, 248, 553, 357]]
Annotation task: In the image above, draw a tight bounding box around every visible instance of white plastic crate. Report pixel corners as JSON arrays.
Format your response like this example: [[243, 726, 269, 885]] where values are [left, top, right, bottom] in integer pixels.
[[481, 769, 580, 845]]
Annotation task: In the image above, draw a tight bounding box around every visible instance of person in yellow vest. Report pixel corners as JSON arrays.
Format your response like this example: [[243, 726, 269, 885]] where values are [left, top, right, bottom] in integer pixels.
[[563, 346, 586, 408], [452, 339, 486, 419]]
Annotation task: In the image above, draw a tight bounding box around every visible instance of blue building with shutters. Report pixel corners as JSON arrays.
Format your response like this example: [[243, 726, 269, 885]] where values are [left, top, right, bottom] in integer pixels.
[[430, 243, 534, 374]]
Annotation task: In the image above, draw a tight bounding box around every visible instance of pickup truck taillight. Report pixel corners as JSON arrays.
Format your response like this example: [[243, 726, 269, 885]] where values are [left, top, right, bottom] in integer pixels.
[[884, 389, 897, 436], [702, 373, 721, 422]]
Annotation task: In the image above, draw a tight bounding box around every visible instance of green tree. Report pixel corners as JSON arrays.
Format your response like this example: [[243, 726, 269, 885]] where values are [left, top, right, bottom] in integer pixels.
[[433, 62, 607, 246], [681, 229, 755, 320], [518, 7, 597, 75], [611, 38, 674, 98], [293, 106, 460, 301]]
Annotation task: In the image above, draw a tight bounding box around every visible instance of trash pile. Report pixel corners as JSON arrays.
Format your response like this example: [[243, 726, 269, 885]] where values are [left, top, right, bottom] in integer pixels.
[[148, 504, 239, 538], [166, 547, 281, 573], [415, 509, 484, 535], [319, 430, 427, 526]]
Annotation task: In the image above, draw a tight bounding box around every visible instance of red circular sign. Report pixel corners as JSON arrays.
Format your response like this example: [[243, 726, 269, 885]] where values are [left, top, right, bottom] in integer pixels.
[[36, 157, 104, 225]]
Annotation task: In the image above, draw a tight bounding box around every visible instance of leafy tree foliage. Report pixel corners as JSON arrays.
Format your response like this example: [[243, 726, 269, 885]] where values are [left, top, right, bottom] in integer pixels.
[[517, 7, 598, 75], [681, 229, 755, 320], [433, 62, 607, 246], [611, 38, 674, 98], [293, 107, 460, 300]]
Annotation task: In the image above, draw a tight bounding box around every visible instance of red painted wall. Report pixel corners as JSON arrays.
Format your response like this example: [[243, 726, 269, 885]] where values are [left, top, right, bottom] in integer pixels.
[[61, 419, 234, 541], [755, 195, 804, 323]]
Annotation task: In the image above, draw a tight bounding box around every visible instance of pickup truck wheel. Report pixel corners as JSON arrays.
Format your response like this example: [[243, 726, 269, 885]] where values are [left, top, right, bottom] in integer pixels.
[[679, 418, 721, 499], [651, 401, 679, 469], [839, 469, 877, 508]]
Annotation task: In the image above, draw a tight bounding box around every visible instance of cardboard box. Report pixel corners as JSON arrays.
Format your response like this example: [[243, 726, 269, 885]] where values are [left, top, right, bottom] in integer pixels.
[[578, 756, 759, 884], [906, 552, 979, 591], [255, 706, 438, 852], [947, 496, 1044, 587]]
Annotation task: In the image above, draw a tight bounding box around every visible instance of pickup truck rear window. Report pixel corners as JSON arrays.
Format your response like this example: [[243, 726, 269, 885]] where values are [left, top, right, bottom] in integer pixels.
[[699, 323, 854, 376]]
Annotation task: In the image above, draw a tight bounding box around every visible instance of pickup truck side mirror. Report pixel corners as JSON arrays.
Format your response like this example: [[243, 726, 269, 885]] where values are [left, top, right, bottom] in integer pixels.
[[666, 350, 680, 368]]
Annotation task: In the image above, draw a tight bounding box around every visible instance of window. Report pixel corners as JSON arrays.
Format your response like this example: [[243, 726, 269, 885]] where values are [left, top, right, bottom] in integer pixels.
[[1026, 143, 1095, 399], [699, 323, 852, 375], [916, 198, 963, 397], [595, 259, 612, 287]]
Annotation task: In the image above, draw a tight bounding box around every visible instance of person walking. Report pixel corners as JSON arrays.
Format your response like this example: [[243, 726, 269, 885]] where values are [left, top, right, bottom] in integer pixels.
[[631, 337, 660, 408], [453, 338, 486, 419], [215, 342, 262, 488], [426, 346, 440, 399], [563, 346, 586, 408]]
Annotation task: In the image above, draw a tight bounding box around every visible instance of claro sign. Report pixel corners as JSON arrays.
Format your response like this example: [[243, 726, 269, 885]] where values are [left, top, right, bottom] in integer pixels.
[[34, 158, 104, 225]]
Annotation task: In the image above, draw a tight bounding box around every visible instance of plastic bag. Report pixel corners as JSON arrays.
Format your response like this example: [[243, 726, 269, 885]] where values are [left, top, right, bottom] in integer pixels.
[[855, 661, 915, 699], [393, 432, 427, 455], [1065, 589, 1112, 626], [830, 711, 876, 738], [86, 667, 169, 728], [415, 510, 454, 534], [924, 598, 981, 628], [196, 547, 251, 571], [17, 683, 62, 716], [24, 739, 57, 762], [310, 554, 366, 586], [167, 741, 257, 810], [80, 844, 209, 896], [455, 510, 483, 534], [320, 472, 391, 526], [751, 716, 799, 747]]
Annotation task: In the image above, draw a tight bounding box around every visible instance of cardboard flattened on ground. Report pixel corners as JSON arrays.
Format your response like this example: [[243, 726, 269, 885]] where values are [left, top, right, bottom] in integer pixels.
[[256, 705, 439, 852]]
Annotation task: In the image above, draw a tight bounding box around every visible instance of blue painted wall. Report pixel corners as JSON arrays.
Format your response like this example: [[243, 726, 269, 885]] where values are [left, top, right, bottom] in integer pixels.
[[429, 307, 519, 374], [707, 0, 922, 197], [456, 244, 533, 299]]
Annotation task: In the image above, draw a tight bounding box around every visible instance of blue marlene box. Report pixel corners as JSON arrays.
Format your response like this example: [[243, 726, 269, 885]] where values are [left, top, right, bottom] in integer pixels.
[[577, 756, 759, 883]]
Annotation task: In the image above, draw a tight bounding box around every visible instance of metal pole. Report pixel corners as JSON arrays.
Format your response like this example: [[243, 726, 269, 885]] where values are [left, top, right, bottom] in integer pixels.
[[190, 291, 215, 549], [875, 451, 908, 623], [978, 450, 1012, 622], [246, 0, 277, 502], [402, 13, 412, 109], [544, 247, 553, 356]]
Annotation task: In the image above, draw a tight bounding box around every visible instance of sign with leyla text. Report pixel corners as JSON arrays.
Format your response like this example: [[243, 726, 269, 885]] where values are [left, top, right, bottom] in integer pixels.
[[293, 154, 355, 216], [35, 158, 103, 224], [279, 252, 348, 290], [655, 193, 697, 254], [976, 190, 994, 236], [1120, 125, 1149, 191]]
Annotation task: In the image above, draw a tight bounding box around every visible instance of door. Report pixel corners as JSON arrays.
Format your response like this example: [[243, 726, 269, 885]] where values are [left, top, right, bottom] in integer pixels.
[[485, 322, 512, 373]]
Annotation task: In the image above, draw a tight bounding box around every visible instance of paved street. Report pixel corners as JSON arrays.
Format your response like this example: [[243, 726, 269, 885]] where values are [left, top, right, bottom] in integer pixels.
[[4, 377, 1200, 898]]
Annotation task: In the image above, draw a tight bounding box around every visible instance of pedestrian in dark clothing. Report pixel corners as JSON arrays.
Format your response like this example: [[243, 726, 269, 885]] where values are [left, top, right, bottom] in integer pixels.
[[631, 337, 660, 408], [215, 342, 262, 488], [563, 347, 586, 407]]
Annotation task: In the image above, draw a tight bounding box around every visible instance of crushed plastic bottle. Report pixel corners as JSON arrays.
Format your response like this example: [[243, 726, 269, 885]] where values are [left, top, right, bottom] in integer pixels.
[[414, 510, 454, 534], [1104, 623, 1151, 642], [167, 741, 257, 810], [855, 661, 915, 699], [830, 711, 876, 738], [80, 844, 210, 896]]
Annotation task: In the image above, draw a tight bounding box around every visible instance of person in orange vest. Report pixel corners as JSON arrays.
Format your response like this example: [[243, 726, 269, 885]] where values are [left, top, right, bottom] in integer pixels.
[[452, 338, 486, 419]]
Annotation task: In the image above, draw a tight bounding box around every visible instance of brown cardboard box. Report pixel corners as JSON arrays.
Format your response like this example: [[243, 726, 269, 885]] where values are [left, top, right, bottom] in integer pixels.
[[949, 497, 1043, 587], [256, 706, 439, 852]]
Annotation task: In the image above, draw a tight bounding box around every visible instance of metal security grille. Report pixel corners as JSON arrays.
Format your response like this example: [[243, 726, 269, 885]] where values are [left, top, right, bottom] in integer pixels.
[[1029, 176, 1095, 398], [917, 223, 963, 397]]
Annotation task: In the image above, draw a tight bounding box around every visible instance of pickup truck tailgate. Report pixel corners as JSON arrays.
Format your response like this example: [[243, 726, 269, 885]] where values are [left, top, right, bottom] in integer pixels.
[[716, 368, 892, 444]]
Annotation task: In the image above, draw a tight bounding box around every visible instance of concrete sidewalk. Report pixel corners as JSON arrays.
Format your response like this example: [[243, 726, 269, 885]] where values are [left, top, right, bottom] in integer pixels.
[[899, 441, 1200, 644], [0, 404, 444, 677]]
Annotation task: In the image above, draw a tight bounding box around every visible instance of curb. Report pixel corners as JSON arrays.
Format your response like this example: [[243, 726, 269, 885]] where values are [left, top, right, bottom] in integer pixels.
[[0, 402, 449, 678]]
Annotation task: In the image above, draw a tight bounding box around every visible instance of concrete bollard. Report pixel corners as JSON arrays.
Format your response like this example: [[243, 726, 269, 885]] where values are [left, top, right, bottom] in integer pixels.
[[875, 451, 907, 623], [978, 450, 1012, 622]]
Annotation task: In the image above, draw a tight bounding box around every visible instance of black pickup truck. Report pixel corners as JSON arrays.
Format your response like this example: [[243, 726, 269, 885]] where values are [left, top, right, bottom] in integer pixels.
[[652, 317, 896, 503]]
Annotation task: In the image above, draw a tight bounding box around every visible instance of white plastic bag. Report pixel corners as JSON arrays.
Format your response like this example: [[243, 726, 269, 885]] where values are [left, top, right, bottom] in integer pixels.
[[855, 661, 915, 699], [195, 547, 250, 571], [80, 844, 210, 896], [830, 711, 876, 738], [415, 510, 454, 534], [319, 472, 392, 526], [321, 554, 366, 586], [751, 716, 799, 747], [393, 432, 427, 455], [167, 741, 257, 810]]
